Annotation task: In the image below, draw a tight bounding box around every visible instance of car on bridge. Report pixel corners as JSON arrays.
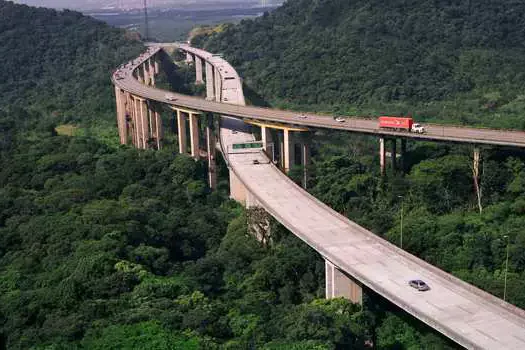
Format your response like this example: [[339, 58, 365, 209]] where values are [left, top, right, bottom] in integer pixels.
[[408, 279, 430, 291], [335, 117, 346, 123], [164, 94, 177, 101]]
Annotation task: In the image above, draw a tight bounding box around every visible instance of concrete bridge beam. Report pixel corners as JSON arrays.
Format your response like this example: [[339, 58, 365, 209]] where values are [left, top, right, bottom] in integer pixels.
[[325, 260, 363, 305]]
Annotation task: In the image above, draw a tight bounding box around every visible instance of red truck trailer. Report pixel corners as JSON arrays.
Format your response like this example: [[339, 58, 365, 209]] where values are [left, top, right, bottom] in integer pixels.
[[378, 116, 413, 131]]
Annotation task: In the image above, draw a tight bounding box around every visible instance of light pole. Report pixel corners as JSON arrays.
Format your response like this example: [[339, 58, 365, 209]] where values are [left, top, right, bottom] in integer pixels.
[[504, 235, 510, 301], [398, 195, 404, 249]]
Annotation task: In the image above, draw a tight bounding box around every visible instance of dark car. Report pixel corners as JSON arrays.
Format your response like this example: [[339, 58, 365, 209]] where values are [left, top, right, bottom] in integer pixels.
[[253, 159, 260, 165], [408, 279, 430, 291]]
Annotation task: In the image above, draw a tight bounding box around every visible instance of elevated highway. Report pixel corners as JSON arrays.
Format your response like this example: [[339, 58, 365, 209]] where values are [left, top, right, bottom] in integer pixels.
[[112, 43, 525, 349]]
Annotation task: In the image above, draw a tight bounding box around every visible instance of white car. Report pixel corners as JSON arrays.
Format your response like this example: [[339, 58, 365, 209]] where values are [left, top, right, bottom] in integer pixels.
[[297, 114, 307, 119], [335, 117, 346, 123], [165, 94, 177, 101], [411, 123, 426, 133]]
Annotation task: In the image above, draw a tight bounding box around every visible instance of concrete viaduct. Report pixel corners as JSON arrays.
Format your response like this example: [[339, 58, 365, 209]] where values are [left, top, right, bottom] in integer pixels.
[[112, 43, 525, 349]]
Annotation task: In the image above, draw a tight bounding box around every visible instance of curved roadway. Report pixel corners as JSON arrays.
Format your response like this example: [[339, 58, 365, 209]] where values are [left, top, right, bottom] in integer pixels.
[[112, 44, 525, 349]]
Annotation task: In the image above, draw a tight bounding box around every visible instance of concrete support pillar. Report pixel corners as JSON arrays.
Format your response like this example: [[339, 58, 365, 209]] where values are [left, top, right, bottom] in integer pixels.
[[230, 171, 247, 203], [379, 137, 386, 176], [189, 113, 200, 160], [206, 118, 217, 189], [114, 86, 127, 145], [391, 139, 397, 171], [138, 98, 149, 149], [473, 147, 481, 180], [400, 139, 407, 172], [283, 129, 295, 173], [302, 143, 310, 189], [186, 52, 193, 64], [195, 56, 204, 84], [137, 69, 144, 84], [205, 62, 215, 101], [154, 59, 159, 75], [133, 98, 142, 148], [155, 110, 162, 150], [148, 59, 155, 86], [261, 126, 274, 161], [473, 146, 482, 213], [325, 260, 362, 305], [214, 67, 222, 102], [279, 133, 285, 169], [143, 64, 150, 85], [128, 94, 137, 147], [176, 110, 187, 154], [147, 102, 161, 149]]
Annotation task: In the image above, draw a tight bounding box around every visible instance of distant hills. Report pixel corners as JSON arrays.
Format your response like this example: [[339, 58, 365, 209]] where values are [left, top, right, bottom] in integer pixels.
[[0, 0, 143, 122], [198, 0, 525, 128]]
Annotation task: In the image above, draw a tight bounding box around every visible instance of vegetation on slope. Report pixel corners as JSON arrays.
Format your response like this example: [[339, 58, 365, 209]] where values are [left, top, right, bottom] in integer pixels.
[[0, 0, 143, 131], [197, 0, 525, 129], [0, 1, 458, 349]]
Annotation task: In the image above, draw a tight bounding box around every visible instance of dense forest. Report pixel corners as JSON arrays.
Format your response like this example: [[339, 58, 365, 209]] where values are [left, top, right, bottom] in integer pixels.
[[0, 1, 461, 349], [196, 0, 525, 129], [197, 0, 525, 341]]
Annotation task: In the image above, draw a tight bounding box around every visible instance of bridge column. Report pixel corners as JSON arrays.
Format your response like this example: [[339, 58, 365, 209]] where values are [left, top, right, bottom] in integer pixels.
[[127, 94, 137, 147], [136, 69, 144, 84], [189, 113, 200, 160], [195, 56, 204, 84], [400, 139, 407, 172], [301, 142, 310, 189], [473, 146, 482, 213], [206, 116, 217, 189], [137, 98, 150, 149], [205, 62, 215, 101], [391, 139, 397, 171], [186, 52, 193, 64], [147, 102, 162, 150], [283, 129, 295, 173], [148, 59, 155, 86], [214, 67, 222, 102], [176, 110, 187, 154], [261, 126, 275, 161], [230, 171, 248, 203], [143, 64, 150, 85], [154, 58, 159, 75], [114, 86, 127, 145], [379, 137, 386, 175], [325, 260, 363, 305], [132, 97, 141, 148]]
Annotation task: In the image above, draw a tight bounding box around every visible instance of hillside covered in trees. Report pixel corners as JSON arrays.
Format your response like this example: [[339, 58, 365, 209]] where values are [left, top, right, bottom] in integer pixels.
[[197, 0, 525, 129], [196, 0, 525, 335], [0, 1, 461, 349]]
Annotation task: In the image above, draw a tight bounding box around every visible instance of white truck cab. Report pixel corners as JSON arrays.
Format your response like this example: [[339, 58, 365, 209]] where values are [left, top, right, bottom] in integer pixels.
[[411, 123, 426, 133]]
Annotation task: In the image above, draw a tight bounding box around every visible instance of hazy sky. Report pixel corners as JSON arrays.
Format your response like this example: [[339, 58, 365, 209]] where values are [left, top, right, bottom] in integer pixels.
[[12, 0, 270, 11]]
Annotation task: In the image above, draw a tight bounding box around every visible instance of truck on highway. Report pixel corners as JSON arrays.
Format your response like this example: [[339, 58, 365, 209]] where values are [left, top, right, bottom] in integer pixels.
[[378, 116, 425, 133]]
